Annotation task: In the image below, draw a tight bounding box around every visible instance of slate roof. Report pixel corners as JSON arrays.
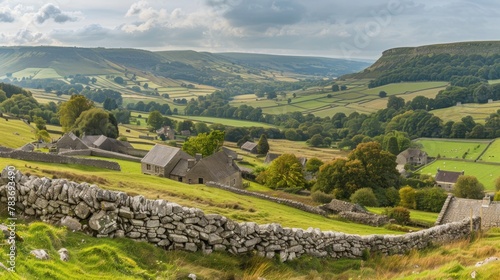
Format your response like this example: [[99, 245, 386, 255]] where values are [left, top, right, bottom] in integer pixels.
[[170, 159, 190, 177], [141, 144, 183, 167], [189, 151, 239, 181], [241, 141, 257, 152], [438, 195, 500, 229], [56, 132, 89, 150], [222, 146, 238, 159], [435, 170, 464, 183]]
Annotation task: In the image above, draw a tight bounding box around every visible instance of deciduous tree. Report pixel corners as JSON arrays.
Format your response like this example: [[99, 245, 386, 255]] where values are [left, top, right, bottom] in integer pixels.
[[453, 175, 484, 199], [58, 95, 94, 132], [258, 154, 306, 190], [73, 108, 118, 138], [182, 130, 225, 157]]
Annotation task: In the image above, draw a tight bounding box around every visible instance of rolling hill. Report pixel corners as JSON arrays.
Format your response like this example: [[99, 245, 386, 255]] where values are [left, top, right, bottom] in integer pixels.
[[0, 46, 370, 83]]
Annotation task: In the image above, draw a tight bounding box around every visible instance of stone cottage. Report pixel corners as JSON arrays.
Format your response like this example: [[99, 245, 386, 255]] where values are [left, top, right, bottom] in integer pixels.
[[156, 126, 176, 140], [436, 195, 500, 229], [241, 141, 258, 154], [396, 148, 428, 167], [56, 132, 133, 154], [141, 144, 242, 188], [435, 169, 464, 191]]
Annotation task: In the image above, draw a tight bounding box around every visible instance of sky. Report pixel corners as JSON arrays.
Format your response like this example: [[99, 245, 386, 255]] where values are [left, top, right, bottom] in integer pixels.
[[0, 0, 499, 60]]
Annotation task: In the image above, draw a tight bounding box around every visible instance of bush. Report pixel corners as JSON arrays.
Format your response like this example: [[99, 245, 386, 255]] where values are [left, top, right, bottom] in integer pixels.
[[311, 191, 334, 204], [415, 187, 447, 212], [350, 188, 378, 207], [494, 191, 500, 202], [399, 186, 416, 209], [118, 136, 127, 141], [453, 175, 484, 199], [385, 207, 411, 225]]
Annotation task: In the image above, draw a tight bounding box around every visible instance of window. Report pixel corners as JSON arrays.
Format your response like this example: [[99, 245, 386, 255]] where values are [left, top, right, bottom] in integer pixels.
[[155, 166, 160, 173], [146, 164, 151, 170], [232, 178, 236, 186], [198, 178, 204, 184], [178, 177, 183, 182]]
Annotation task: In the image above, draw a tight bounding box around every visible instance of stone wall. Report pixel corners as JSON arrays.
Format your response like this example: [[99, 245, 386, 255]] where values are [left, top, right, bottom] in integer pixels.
[[0, 172, 481, 262], [0, 150, 120, 171]]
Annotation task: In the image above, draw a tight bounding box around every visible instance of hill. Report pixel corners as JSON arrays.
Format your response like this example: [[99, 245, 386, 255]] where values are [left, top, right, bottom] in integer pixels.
[[349, 41, 500, 85], [0, 46, 370, 84]]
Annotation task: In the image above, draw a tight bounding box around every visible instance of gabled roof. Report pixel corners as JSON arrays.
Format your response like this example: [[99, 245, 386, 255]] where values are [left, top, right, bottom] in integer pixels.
[[188, 151, 239, 181], [170, 159, 190, 177], [241, 141, 257, 151], [435, 170, 464, 183], [81, 135, 101, 147], [222, 146, 238, 159], [399, 148, 427, 159], [141, 144, 186, 167], [56, 133, 89, 150]]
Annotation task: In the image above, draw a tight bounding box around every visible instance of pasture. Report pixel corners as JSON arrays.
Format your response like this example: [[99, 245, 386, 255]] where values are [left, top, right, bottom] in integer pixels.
[[0, 118, 36, 148], [415, 138, 491, 160], [430, 101, 500, 123], [478, 139, 500, 163], [418, 160, 499, 191], [169, 115, 278, 128]]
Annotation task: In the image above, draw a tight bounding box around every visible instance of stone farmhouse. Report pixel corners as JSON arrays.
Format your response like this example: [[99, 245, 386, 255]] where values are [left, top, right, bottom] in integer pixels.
[[240, 141, 258, 154], [437, 195, 500, 229], [435, 169, 464, 191], [56, 132, 133, 154], [396, 148, 428, 166], [156, 126, 176, 140], [141, 144, 242, 188]]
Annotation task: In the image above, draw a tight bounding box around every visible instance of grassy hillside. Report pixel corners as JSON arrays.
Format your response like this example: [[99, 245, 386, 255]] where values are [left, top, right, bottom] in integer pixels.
[[430, 101, 500, 123], [353, 41, 500, 78]]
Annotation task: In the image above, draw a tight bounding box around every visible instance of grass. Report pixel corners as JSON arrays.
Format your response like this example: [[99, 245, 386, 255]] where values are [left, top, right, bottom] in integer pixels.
[[418, 160, 499, 191], [1, 215, 499, 279], [415, 138, 491, 160], [478, 139, 500, 163], [430, 101, 500, 123], [361, 81, 448, 95], [367, 208, 439, 225], [168, 115, 278, 128], [0, 158, 397, 235], [0, 118, 36, 148]]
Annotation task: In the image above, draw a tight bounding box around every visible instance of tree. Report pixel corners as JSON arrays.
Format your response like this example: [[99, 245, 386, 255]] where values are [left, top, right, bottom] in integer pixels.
[[386, 136, 399, 155], [350, 188, 378, 207], [387, 96, 405, 110], [114, 76, 125, 84], [73, 108, 118, 138], [453, 175, 485, 199], [147, 110, 164, 130], [256, 134, 270, 154], [415, 187, 447, 212], [103, 98, 118, 110], [332, 84, 340, 92], [399, 186, 416, 209], [308, 134, 323, 147], [258, 154, 306, 190], [194, 122, 210, 134], [182, 130, 225, 157], [379, 91, 387, 98], [58, 95, 94, 132], [33, 116, 46, 131], [35, 129, 51, 142], [305, 157, 324, 174]]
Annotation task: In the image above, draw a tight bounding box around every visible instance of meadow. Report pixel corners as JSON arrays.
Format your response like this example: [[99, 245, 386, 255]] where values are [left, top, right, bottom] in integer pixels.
[[415, 138, 491, 160], [478, 139, 500, 163], [418, 160, 499, 191], [0, 118, 36, 148], [430, 101, 500, 123]]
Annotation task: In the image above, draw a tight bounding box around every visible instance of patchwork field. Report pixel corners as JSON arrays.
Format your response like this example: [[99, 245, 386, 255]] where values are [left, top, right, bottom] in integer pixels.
[[430, 101, 500, 123], [418, 160, 499, 191], [478, 139, 500, 163], [415, 138, 491, 160]]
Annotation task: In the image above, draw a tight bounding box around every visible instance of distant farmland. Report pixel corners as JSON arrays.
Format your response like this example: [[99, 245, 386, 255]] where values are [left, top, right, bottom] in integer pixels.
[[415, 138, 491, 160]]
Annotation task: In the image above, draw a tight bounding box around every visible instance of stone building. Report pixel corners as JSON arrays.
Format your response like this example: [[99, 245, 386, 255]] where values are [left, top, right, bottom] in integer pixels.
[[241, 141, 258, 154], [435, 169, 464, 191], [141, 144, 242, 188], [56, 132, 133, 154], [436, 195, 500, 229], [156, 126, 176, 140]]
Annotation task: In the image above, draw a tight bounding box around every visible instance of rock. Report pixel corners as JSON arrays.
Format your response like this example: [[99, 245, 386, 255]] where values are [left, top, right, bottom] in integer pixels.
[[475, 256, 499, 267], [88, 211, 117, 235], [74, 202, 91, 219], [208, 233, 223, 245], [471, 271, 477, 279], [60, 216, 82, 231], [58, 248, 69, 261], [169, 234, 188, 243], [118, 207, 134, 219], [34, 198, 49, 209], [146, 219, 160, 228], [30, 249, 49, 260], [188, 274, 197, 280]]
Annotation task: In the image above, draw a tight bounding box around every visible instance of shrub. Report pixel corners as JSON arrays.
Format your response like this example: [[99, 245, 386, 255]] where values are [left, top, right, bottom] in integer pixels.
[[350, 188, 378, 207], [118, 136, 127, 141], [415, 187, 447, 212], [311, 191, 334, 204], [399, 186, 416, 209], [494, 191, 500, 202], [385, 207, 411, 225]]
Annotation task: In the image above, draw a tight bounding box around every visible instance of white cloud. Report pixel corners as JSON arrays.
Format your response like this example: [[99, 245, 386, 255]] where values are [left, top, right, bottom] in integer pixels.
[[35, 3, 80, 24]]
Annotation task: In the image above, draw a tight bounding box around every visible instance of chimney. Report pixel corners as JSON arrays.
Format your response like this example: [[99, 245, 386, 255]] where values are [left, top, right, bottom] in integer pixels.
[[228, 155, 233, 166], [195, 153, 202, 162], [482, 195, 491, 207], [187, 159, 196, 169]]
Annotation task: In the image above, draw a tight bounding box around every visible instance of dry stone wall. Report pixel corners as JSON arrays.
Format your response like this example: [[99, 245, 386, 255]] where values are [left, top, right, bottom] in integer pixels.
[[0, 150, 120, 170], [0, 171, 481, 262]]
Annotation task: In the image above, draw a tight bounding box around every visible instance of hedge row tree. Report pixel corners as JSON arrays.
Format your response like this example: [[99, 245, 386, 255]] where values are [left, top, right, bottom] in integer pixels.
[[256, 134, 270, 154], [453, 175, 485, 199], [58, 95, 94, 132], [256, 153, 306, 190], [182, 130, 225, 157]]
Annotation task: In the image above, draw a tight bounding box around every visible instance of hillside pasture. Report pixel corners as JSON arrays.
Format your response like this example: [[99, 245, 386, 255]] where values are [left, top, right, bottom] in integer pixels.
[[5, 67, 63, 80], [418, 160, 499, 191], [430, 101, 500, 123], [478, 139, 500, 163], [0, 118, 36, 148], [415, 138, 491, 160], [361, 81, 448, 95], [169, 115, 278, 128]]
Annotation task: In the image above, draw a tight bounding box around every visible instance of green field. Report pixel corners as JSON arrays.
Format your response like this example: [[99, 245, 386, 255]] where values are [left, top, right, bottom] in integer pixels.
[[418, 160, 499, 191], [361, 81, 448, 95], [169, 115, 278, 128], [478, 139, 500, 163], [415, 138, 491, 160], [0, 118, 36, 148], [431, 101, 500, 123]]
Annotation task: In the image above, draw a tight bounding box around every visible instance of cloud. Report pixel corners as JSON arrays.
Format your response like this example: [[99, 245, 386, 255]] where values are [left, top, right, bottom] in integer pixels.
[[35, 3, 79, 24], [0, 7, 14, 22]]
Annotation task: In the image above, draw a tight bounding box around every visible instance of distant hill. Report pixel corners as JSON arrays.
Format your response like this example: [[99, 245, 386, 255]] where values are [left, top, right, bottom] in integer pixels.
[[0, 46, 370, 85], [349, 41, 500, 86]]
